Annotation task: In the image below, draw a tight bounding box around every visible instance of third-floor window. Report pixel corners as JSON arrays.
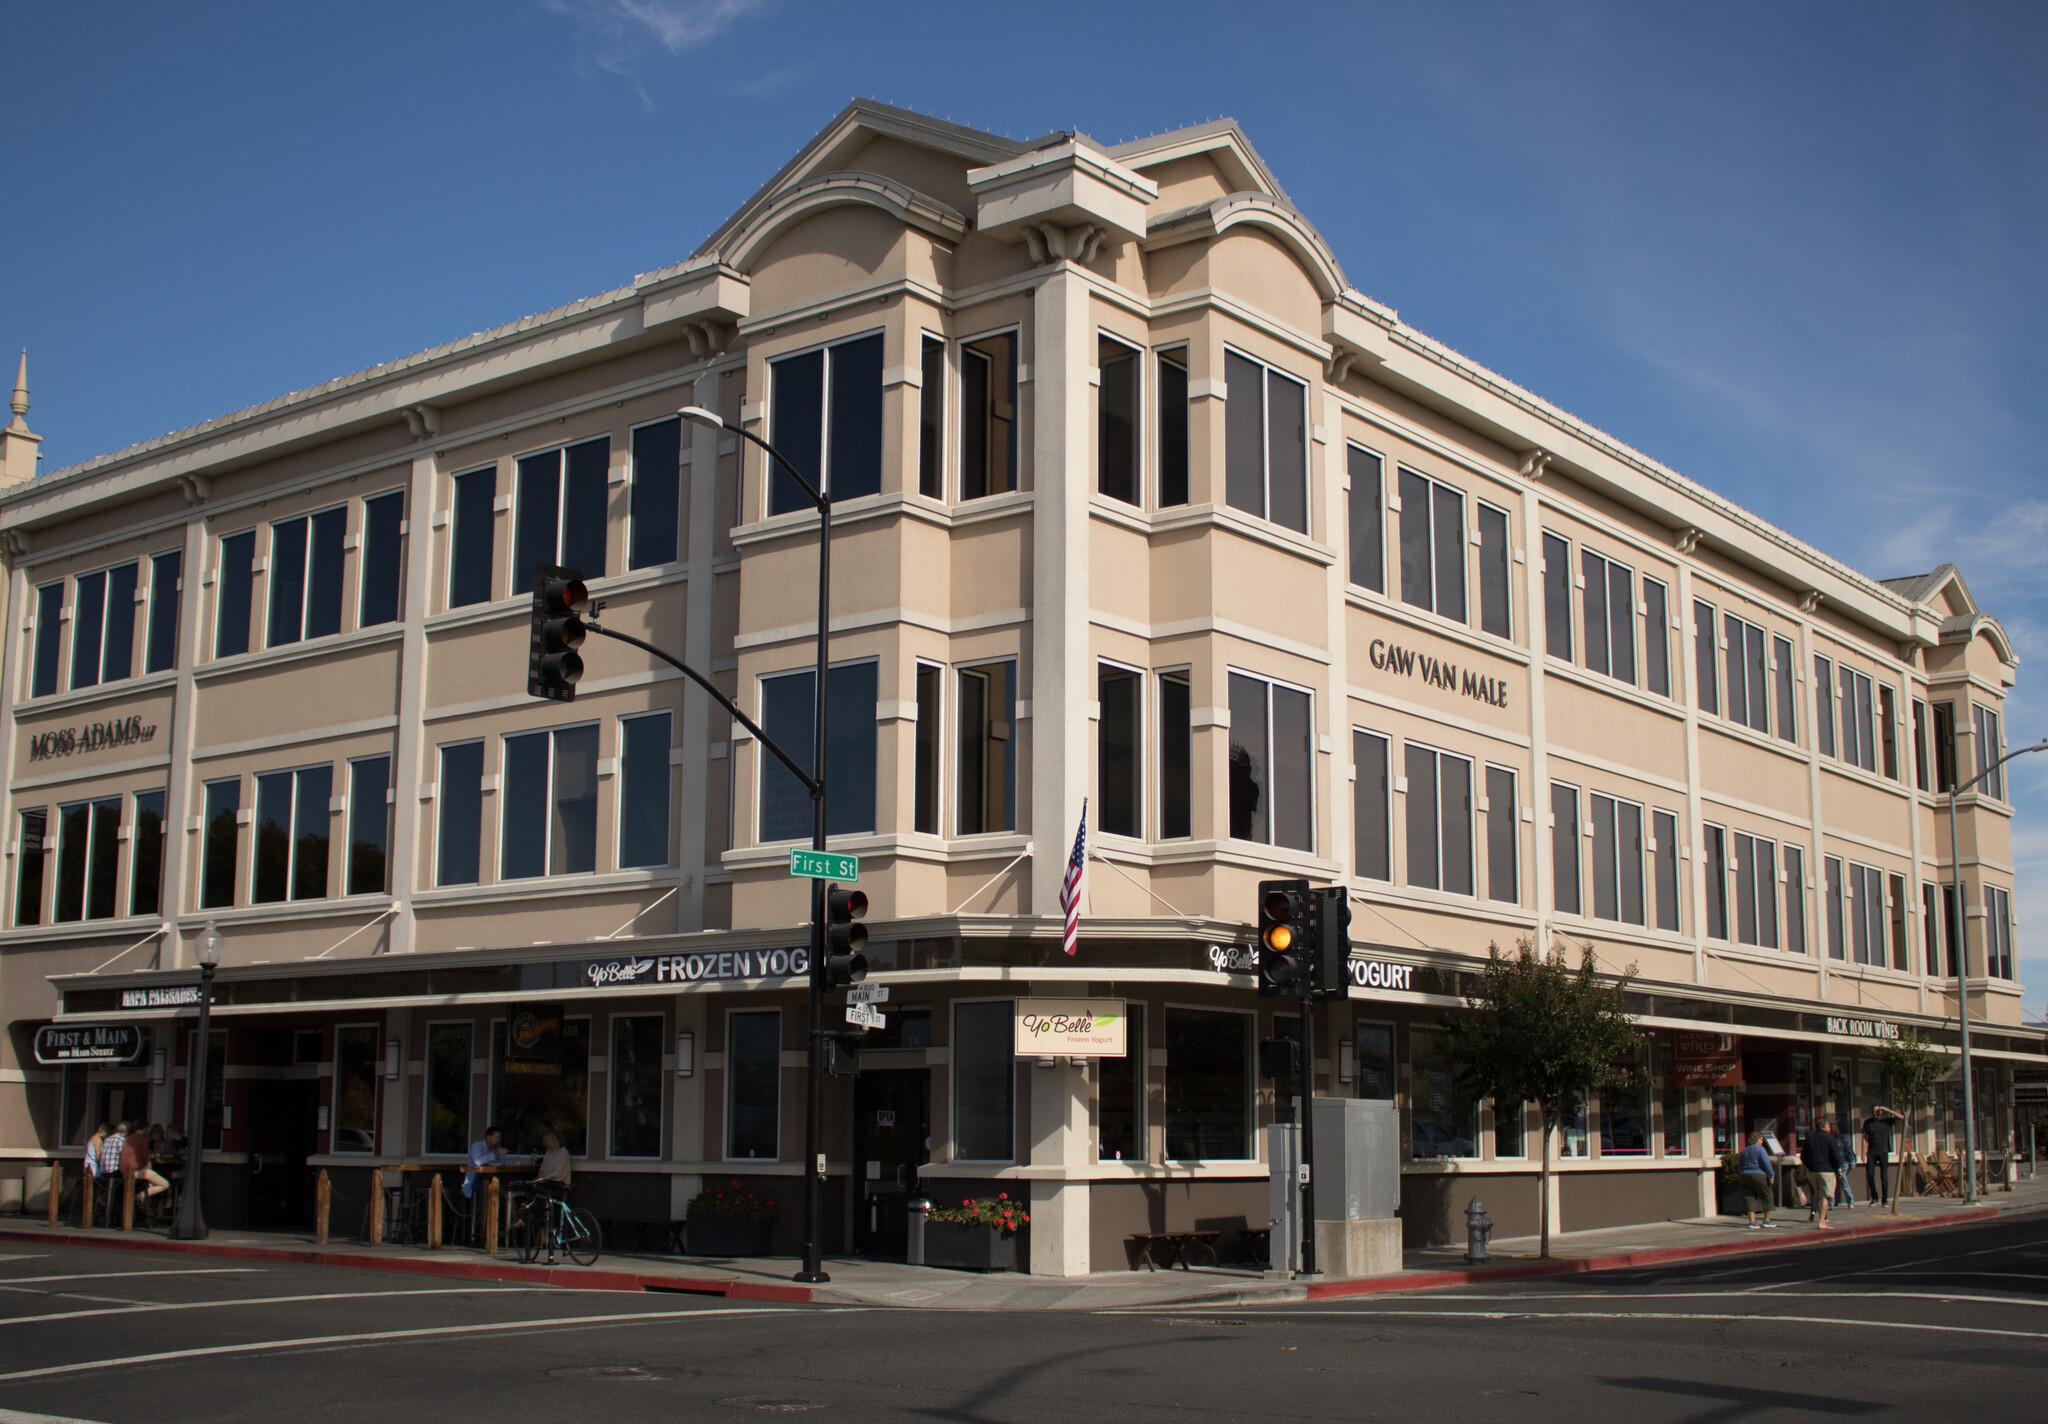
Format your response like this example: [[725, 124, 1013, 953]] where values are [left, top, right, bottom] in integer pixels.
[[514, 437, 609, 585], [771, 332, 883, 512], [1223, 350, 1307, 533]]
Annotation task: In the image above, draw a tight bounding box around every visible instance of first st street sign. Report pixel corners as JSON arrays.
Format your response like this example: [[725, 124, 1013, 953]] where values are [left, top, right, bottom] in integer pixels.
[[789, 849, 859, 881]]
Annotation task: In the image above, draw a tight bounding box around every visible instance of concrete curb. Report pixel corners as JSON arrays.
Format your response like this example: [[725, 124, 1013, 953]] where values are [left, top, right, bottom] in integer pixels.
[[0, 1227, 813, 1303], [1300, 1203, 2001, 1301]]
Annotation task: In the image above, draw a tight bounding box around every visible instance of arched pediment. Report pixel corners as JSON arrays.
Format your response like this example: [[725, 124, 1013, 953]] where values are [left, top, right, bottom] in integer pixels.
[[719, 172, 968, 274], [1143, 193, 1348, 302]]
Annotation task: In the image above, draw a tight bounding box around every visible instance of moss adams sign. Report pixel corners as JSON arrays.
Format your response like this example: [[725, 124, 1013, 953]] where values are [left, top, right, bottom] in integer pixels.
[[28, 714, 158, 763]]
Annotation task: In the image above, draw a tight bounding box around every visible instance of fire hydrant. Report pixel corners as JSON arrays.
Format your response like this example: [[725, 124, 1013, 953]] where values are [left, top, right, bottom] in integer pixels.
[[1464, 1197, 1493, 1264]]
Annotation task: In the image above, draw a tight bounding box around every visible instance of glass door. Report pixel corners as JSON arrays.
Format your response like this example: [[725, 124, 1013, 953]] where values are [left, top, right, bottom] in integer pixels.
[[853, 1069, 929, 1257]]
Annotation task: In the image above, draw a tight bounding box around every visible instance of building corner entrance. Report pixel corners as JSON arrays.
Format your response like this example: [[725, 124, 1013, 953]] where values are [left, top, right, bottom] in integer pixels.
[[853, 1069, 929, 1257]]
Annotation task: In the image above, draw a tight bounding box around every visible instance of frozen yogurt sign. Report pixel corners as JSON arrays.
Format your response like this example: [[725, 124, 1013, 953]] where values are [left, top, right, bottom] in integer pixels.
[[1013, 998, 1127, 1057]]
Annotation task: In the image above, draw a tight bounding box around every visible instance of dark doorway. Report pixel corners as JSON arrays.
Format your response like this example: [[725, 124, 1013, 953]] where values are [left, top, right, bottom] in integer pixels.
[[246, 1079, 319, 1230], [853, 1069, 929, 1257]]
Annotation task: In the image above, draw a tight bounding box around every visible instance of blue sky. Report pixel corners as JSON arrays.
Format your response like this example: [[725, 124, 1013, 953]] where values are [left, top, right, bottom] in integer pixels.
[[5, 2, 2043, 1013]]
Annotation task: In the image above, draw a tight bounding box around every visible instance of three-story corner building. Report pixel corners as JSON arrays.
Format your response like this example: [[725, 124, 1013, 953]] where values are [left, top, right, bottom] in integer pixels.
[[0, 101, 2036, 1270]]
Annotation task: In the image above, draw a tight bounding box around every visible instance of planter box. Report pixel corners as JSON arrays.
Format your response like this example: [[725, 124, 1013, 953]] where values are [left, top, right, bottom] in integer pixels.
[[923, 1220, 1017, 1272], [684, 1215, 771, 1257]]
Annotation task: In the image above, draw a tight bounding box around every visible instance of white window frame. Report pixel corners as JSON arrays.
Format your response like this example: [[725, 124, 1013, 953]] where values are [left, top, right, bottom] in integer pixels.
[[951, 996, 1019, 1164], [911, 657, 947, 837], [344, 753, 393, 897], [266, 502, 348, 649], [419, 1018, 475, 1158], [754, 657, 881, 845], [954, 326, 1020, 504], [1579, 547, 1636, 685], [1222, 345, 1309, 530], [357, 487, 407, 628], [1587, 791, 1648, 927], [433, 738, 486, 890], [1352, 727, 1394, 884], [499, 720, 601, 881], [446, 464, 499, 610], [1226, 669, 1316, 853], [1482, 762, 1520, 905], [1473, 497, 1514, 641], [512, 435, 610, 587], [1095, 657, 1147, 841], [723, 1006, 782, 1162], [607, 1011, 668, 1161], [1730, 830, 1780, 949], [626, 413, 684, 571], [614, 709, 674, 871], [1155, 664, 1194, 841], [1396, 466, 1468, 624], [69, 561, 139, 691], [954, 657, 1020, 837], [1095, 330, 1145, 507], [1401, 738, 1475, 897], [1154, 345, 1191, 508], [251, 762, 333, 904]]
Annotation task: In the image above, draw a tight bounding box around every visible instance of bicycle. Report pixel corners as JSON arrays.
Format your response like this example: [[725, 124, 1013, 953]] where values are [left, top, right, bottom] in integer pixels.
[[507, 1187, 603, 1266]]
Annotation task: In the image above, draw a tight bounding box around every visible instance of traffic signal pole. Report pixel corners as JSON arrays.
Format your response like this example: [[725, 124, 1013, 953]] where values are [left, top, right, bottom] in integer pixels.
[[1298, 984, 1318, 1278]]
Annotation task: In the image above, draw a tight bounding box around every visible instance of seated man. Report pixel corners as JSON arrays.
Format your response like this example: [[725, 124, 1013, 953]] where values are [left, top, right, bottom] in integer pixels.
[[534, 1131, 572, 1204], [119, 1125, 169, 1214], [464, 1126, 506, 1200]]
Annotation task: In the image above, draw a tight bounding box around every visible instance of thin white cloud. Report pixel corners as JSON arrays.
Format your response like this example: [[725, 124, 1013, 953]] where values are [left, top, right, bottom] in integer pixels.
[[538, 0, 771, 99]]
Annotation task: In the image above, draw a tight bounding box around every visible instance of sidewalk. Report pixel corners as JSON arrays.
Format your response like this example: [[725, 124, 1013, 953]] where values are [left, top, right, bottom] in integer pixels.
[[5, 1175, 2042, 1310]]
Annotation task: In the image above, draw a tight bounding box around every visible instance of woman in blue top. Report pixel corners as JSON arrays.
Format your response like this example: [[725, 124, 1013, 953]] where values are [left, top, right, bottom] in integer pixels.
[[1737, 1131, 1778, 1228]]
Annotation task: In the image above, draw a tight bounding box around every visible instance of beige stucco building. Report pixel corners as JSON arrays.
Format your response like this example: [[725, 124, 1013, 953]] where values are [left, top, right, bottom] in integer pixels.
[[0, 102, 2036, 1267]]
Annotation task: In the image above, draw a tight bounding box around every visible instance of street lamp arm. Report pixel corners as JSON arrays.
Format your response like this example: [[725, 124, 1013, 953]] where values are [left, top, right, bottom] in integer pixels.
[[582, 620, 820, 797], [678, 406, 828, 515], [1951, 738, 2048, 799]]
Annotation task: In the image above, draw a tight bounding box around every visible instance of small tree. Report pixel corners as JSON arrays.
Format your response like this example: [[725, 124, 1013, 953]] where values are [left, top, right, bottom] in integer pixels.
[[1872, 1030, 1951, 1212], [1446, 939, 1639, 1259]]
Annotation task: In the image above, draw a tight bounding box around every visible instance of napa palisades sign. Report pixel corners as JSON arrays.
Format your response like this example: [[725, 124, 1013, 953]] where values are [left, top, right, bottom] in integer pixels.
[[120, 985, 202, 1008], [1014, 998, 1128, 1057], [577, 946, 810, 988], [34, 1023, 147, 1065], [27, 714, 158, 763], [1368, 638, 1510, 710]]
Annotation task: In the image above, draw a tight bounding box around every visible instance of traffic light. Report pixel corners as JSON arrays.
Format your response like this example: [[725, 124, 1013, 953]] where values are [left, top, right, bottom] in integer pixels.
[[823, 1031, 863, 1077], [1257, 878, 1311, 998], [823, 884, 869, 988], [528, 565, 589, 702], [1312, 886, 1352, 1000]]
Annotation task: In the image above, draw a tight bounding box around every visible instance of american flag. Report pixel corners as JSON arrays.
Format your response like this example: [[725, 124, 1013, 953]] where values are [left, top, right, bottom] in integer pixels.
[[1059, 799, 1088, 956]]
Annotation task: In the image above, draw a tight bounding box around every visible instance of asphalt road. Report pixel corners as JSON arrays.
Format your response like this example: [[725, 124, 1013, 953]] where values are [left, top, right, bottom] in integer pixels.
[[1, 1210, 2043, 1422]]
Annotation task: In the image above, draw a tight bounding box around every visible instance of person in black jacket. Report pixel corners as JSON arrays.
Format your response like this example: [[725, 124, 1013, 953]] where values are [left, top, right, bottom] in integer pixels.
[[1863, 1105, 1904, 1206], [1803, 1117, 1846, 1229]]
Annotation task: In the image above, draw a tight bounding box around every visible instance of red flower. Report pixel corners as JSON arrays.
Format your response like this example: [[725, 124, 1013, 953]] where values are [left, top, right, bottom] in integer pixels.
[[997, 1192, 1008, 1200]]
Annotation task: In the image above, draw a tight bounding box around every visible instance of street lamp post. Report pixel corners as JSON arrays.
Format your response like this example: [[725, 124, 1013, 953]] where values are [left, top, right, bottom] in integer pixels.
[[168, 921, 224, 1241], [678, 406, 835, 1284], [1946, 737, 2045, 1204]]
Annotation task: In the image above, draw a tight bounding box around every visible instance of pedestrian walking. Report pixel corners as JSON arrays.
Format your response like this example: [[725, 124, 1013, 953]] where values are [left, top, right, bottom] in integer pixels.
[[1863, 1105, 1903, 1206], [1833, 1122, 1856, 1210], [1803, 1117, 1847, 1229], [1737, 1131, 1779, 1228]]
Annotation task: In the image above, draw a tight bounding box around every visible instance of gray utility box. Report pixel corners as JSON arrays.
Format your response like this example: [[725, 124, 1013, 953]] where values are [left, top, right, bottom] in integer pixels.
[[1310, 1096, 1399, 1220], [1268, 1098, 1401, 1278]]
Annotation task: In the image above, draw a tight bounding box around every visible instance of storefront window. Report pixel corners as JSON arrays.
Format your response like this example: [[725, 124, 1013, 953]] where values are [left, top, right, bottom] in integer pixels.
[[1098, 1004, 1146, 1162], [1711, 1085, 1738, 1154], [489, 1013, 589, 1155], [1494, 1099, 1526, 1158], [1166, 1007, 1253, 1160], [334, 1025, 379, 1154], [1792, 1055, 1815, 1151], [725, 1010, 780, 1160], [1660, 1039, 1689, 1156], [63, 1067, 151, 1147], [423, 1023, 470, 1155], [1601, 1045, 1653, 1156], [1355, 1023, 1394, 1100], [954, 1000, 1015, 1161], [1560, 1094, 1589, 1158], [1407, 1028, 1477, 1159], [611, 1015, 664, 1159]]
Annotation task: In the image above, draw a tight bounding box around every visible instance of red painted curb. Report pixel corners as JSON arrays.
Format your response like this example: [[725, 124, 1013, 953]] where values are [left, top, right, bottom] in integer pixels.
[[1302, 1204, 2000, 1300], [0, 1226, 813, 1304]]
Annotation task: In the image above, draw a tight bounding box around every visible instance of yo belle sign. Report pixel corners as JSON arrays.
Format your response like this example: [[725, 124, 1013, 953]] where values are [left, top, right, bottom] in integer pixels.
[[1013, 999, 1128, 1058]]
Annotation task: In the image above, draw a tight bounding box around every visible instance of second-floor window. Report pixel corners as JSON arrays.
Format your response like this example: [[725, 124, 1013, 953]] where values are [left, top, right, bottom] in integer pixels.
[[201, 777, 241, 909], [1986, 884, 2014, 979], [30, 582, 62, 697], [1587, 792, 1644, 925], [515, 437, 609, 585], [71, 563, 138, 690], [1223, 350, 1307, 533], [145, 550, 182, 673], [628, 419, 681, 570], [267, 507, 346, 648], [757, 661, 879, 842], [617, 712, 672, 869], [1348, 446, 1385, 595], [360, 490, 406, 627], [502, 723, 600, 879], [449, 466, 498, 608], [1158, 350, 1189, 507], [772, 332, 884, 512], [1973, 703, 2004, 798], [958, 661, 1017, 835], [1398, 469, 1465, 624], [1098, 336, 1139, 505], [1581, 550, 1636, 685], [1721, 612, 1768, 733], [1097, 665, 1141, 838], [1227, 672, 1312, 851], [216, 531, 257, 657], [347, 756, 392, 894], [54, 796, 120, 922], [1404, 742, 1473, 896], [1835, 664, 1876, 772], [254, 764, 332, 902]]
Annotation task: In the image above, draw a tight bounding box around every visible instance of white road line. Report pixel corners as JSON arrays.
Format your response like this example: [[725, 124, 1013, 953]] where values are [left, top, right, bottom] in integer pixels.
[[0, 1409, 110, 1424], [0, 1268, 264, 1289], [0, 1305, 850, 1383], [1752, 1233, 2048, 1291], [1152, 1308, 2048, 1340], [0, 1286, 570, 1329], [1267, 1289, 2048, 1310]]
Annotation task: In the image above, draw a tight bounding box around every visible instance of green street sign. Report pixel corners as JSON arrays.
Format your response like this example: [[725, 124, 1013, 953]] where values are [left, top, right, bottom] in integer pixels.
[[789, 849, 859, 882]]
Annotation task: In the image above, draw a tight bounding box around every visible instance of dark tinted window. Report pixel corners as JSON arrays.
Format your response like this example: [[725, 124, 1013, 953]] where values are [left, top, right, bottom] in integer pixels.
[[618, 712, 671, 869], [1157, 352, 1189, 507], [146, 551, 182, 673], [30, 582, 62, 696], [1348, 446, 1384, 593], [216, 532, 256, 657], [1097, 665, 1141, 836], [449, 467, 496, 608], [359, 491, 405, 626], [1098, 337, 1138, 504], [436, 743, 484, 886], [628, 420, 680, 569]]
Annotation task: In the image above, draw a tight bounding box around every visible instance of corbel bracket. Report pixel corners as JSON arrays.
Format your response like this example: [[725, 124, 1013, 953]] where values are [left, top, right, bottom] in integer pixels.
[[1519, 449, 1552, 481], [401, 405, 442, 440]]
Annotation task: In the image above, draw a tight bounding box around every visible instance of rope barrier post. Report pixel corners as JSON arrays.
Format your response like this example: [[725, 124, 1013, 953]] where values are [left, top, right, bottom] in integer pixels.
[[123, 1171, 136, 1232], [315, 1169, 330, 1245], [484, 1175, 499, 1256], [427, 1173, 442, 1249], [47, 1165, 59, 1226], [368, 1168, 384, 1244], [80, 1171, 93, 1229]]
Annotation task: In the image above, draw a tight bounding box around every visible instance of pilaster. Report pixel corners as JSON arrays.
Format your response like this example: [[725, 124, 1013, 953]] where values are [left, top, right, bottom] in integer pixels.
[[676, 367, 724, 932], [1027, 1056, 1091, 1276], [386, 453, 437, 955]]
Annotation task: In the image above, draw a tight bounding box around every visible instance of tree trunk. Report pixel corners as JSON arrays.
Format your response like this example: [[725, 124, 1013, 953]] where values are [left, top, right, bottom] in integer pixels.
[[1539, 1105, 1555, 1260]]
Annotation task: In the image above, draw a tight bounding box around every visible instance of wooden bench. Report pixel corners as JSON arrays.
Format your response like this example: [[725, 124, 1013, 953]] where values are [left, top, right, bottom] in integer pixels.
[[1127, 1230, 1222, 1271]]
